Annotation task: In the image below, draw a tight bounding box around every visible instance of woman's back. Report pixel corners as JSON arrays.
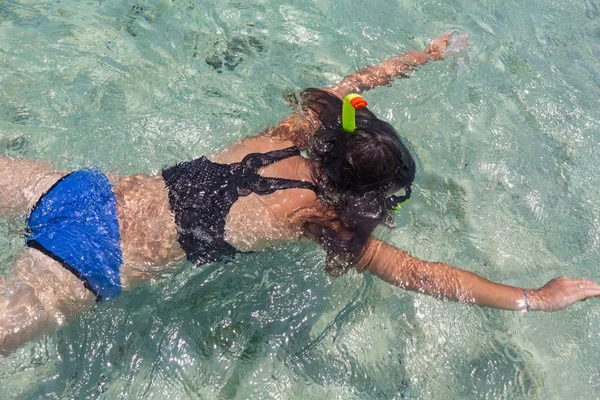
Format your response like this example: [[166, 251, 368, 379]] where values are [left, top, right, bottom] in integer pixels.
[[215, 137, 317, 251], [115, 136, 318, 287]]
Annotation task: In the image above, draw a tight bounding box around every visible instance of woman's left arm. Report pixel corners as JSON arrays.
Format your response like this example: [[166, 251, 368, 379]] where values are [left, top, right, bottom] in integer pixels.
[[358, 237, 600, 311]]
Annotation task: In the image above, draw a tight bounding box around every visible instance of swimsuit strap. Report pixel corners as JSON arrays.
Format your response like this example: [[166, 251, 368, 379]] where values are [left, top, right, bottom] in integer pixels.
[[238, 146, 302, 169], [232, 146, 317, 196], [238, 175, 317, 196]]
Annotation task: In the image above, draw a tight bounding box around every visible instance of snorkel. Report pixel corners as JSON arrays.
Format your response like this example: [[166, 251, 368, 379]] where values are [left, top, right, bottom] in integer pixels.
[[341, 94, 368, 133], [342, 93, 410, 214]]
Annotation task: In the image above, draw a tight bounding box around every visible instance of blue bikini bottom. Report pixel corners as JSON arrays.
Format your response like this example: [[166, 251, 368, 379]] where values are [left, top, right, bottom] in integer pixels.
[[25, 170, 122, 302]]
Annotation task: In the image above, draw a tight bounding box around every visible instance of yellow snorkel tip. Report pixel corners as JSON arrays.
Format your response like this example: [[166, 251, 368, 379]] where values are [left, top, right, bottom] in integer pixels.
[[391, 199, 409, 214], [342, 94, 368, 133], [391, 204, 403, 214]]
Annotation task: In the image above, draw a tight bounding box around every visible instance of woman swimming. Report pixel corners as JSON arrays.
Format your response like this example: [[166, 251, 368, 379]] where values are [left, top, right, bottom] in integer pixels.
[[1, 33, 599, 355]]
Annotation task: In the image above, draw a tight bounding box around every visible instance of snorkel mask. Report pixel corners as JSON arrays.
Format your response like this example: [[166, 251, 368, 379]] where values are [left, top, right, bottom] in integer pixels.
[[342, 93, 411, 214], [386, 188, 411, 214]]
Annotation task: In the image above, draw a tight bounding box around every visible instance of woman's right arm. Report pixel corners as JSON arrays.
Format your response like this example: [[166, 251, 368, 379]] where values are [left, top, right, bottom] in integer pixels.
[[358, 237, 600, 312], [328, 32, 467, 98], [263, 33, 468, 149]]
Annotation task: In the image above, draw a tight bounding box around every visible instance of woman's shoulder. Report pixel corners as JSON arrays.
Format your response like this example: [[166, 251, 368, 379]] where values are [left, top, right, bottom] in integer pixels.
[[210, 136, 298, 164]]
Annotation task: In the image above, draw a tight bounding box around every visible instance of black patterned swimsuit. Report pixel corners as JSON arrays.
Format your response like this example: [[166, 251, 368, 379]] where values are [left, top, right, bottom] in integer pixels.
[[162, 146, 316, 265]]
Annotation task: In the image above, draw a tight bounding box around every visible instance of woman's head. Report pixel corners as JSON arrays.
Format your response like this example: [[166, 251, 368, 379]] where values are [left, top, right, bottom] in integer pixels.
[[303, 89, 415, 199], [300, 88, 415, 275]]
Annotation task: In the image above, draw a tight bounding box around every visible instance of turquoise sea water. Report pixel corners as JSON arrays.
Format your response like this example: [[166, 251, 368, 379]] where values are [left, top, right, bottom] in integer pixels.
[[1, 0, 600, 398]]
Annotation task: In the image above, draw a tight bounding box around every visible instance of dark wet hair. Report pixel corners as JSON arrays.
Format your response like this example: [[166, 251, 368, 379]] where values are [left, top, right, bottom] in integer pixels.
[[299, 89, 416, 276]]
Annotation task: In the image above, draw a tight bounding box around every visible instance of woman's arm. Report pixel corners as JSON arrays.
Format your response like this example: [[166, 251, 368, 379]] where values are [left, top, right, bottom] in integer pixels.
[[358, 237, 600, 311], [263, 33, 468, 149], [329, 32, 465, 98]]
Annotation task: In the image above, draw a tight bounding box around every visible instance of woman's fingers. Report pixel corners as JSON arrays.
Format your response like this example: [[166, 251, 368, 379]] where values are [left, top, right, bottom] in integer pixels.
[[581, 277, 600, 286], [536, 276, 600, 311], [445, 33, 470, 55], [566, 278, 600, 302], [581, 281, 600, 298]]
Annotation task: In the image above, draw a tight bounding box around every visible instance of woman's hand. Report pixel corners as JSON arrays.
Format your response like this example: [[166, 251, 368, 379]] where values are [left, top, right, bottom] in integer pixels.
[[530, 277, 600, 312], [424, 32, 469, 61]]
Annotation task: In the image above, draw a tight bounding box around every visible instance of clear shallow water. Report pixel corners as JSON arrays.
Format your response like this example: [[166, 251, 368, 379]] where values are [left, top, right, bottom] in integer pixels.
[[1, 0, 600, 398]]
